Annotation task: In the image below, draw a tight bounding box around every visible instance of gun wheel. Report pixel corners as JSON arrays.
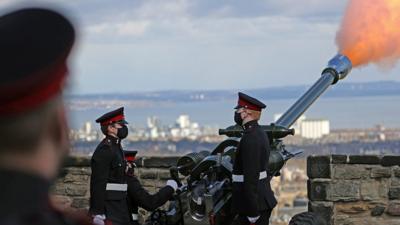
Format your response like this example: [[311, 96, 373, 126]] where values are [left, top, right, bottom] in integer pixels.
[[289, 212, 326, 225]]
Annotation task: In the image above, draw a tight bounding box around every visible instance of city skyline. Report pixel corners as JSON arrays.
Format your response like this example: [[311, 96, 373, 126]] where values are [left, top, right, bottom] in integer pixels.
[[70, 111, 400, 158], [2, 0, 400, 94], [73, 113, 330, 139]]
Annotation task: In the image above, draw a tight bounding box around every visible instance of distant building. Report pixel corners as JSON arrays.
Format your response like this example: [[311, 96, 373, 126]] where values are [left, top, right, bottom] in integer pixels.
[[176, 115, 190, 129], [147, 116, 162, 139], [292, 115, 306, 135], [147, 116, 161, 129], [149, 127, 159, 139], [169, 115, 202, 139], [84, 121, 92, 134], [274, 113, 329, 139], [170, 128, 181, 138], [299, 119, 330, 139]]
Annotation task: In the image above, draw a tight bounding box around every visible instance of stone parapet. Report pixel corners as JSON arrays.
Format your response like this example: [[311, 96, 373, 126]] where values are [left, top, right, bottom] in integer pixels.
[[55, 154, 400, 225], [307, 155, 400, 225], [51, 156, 179, 222]]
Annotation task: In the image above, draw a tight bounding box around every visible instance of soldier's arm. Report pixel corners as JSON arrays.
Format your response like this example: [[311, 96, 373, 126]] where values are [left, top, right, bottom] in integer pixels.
[[127, 176, 174, 211], [241, 135, 261, 217], [90, 146, 112, 215]]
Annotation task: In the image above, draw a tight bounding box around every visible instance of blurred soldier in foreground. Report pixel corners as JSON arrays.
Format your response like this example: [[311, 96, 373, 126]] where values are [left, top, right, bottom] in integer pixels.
[[89, 107, 177, 225], [0, 7, 90, 225], [231, 93, 277, 225]]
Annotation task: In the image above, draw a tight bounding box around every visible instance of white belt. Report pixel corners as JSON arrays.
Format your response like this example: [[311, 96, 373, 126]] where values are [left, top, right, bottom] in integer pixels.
[[106, 183, 128, 191], [132, 213, 138, 221], [232, 171, 267, 182]]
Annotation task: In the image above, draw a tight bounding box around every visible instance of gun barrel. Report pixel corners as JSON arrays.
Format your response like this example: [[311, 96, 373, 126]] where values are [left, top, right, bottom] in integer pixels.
[[276, 54, 352, 128]]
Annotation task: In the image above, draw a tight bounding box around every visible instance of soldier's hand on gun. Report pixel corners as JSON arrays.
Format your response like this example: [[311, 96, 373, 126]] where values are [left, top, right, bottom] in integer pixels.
[[125, 162, 131, 172], [247, 215, 259, 224], [92, 214, 106, 225], [125, 162, 135, 176], [177, 184, 187, 193], [166, 179, 178, 191]]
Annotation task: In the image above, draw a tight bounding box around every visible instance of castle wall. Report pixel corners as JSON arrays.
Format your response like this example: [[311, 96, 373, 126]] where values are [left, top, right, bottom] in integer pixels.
[[307, 155, 400, 225]]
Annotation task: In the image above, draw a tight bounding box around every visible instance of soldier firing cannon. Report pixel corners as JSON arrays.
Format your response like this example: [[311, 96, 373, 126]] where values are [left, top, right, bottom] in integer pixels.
[[145, 54, 352, 225]]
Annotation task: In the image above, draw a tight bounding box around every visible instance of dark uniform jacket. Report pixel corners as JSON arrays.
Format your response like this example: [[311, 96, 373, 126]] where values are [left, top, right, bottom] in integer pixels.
[[127, 176, 174, 225], [127, 176, 174, 212], [89, 135, 130, 224], [90, 135, 175, 225], [0, 169, 91, 225], [231, 120, 277, 217]]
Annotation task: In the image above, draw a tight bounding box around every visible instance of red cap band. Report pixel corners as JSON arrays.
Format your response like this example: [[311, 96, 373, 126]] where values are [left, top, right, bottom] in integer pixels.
[[125, 156, 136, 162], [238, 99, 262, 111], [100, 114, 125, 126], [0, 59, 68, 115]]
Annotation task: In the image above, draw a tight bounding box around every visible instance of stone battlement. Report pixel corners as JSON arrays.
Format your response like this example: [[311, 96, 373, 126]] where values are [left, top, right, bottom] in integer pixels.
[[52, 155, 400, 225], [307, 155, 400, 225]]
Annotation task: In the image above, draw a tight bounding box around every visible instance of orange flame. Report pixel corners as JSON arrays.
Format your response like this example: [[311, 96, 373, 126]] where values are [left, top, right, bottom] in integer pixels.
[[336, 0, 400, 68]]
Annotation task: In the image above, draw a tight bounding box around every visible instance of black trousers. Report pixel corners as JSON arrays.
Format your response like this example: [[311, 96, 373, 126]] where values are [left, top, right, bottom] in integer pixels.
[[105, 199, 131, 225], [231, 209, 272, 225]]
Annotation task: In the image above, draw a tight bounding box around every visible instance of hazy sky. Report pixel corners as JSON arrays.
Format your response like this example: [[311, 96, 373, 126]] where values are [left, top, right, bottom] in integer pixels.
[[2, 0, 400, 94]]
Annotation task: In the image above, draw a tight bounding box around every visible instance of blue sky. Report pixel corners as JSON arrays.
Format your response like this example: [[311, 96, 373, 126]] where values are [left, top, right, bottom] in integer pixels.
[[2, 0, 400, 94]]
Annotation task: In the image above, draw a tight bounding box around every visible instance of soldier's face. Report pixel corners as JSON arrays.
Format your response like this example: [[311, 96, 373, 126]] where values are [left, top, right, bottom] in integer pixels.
[[108, 123, 122, 137], [236, 108, 248, 120]]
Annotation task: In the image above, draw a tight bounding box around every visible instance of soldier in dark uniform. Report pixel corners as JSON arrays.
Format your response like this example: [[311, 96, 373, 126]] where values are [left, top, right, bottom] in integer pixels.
[[231, 92, 277, 225], [0, 7, 91, 225], [90, 108, 177, 225], [124, 150, 177, 225], [126, 171, 178, 225]]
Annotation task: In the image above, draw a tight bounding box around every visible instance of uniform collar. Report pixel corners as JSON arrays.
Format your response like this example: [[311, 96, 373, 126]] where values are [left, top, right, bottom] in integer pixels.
[[0, 169, 51, 216], [243, 119, 258, 130], [106, 135, 120, 145]]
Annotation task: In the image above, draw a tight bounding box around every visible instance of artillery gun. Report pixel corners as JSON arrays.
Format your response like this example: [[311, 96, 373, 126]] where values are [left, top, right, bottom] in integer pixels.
[[145, 54, 352, 225]]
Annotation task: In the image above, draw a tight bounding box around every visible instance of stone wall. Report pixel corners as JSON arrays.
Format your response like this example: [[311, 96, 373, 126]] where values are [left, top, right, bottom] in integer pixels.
[[51, 156, 179, 222], [54, 154, 400, 225], [307, 155, 400, 225]]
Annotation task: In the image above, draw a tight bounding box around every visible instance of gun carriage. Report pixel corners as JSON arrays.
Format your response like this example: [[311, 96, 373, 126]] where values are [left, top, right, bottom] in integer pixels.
[[146, 54, 352, 225]]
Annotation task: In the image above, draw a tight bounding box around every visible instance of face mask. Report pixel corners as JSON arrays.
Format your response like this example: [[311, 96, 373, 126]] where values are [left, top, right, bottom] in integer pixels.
[[117, 125, 128, 139], [234, 111, 243, 125]]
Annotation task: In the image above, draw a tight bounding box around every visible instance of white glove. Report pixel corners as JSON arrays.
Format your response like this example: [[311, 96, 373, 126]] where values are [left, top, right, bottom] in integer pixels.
[[166, 179, 178, 191], [247, 215, 260, 224], [92, 214, 106, 225]]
